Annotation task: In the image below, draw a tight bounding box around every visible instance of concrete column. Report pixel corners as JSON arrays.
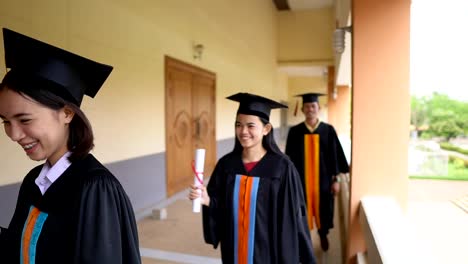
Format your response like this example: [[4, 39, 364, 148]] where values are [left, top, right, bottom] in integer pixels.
[[347, 0, 411, 262]]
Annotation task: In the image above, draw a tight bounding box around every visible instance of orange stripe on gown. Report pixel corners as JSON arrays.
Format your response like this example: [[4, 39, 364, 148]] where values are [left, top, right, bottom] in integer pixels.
[[304, 134, 320, 229], [237, 176, 253, 264], [22, 207, 41, 264]]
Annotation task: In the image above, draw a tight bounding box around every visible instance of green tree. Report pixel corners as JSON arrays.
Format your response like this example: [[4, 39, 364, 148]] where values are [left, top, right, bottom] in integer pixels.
[[452, 98, 468, 135], [421, 93, 467, 141], [426, 108, 463, 140]]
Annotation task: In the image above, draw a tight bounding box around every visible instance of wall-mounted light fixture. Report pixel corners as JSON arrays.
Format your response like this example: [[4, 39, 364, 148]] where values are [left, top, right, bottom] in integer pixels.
[[333, 26, 352, 54], [193, 43, 204, 60]]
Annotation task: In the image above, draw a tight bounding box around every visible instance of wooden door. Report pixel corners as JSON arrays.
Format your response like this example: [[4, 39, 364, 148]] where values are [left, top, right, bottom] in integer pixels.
[[165, 56, 216, 197]]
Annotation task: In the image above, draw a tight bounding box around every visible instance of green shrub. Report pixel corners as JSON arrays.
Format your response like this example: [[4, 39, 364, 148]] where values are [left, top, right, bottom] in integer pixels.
[[453, 158, 465, 169], [449, 156, 455, 162], [449, 155, 468, 168], [440, 142, 468, 155]]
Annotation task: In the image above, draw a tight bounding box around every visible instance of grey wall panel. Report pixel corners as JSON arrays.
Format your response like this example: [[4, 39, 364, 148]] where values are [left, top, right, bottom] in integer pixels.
[[105, 153, 166, 215], [0, 183, 21, 227], [216, 137, 234, 159]]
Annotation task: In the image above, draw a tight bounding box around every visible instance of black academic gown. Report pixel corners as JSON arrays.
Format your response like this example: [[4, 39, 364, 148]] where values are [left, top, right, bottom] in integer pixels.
[[0, 154, 141, 264], [202, 151, 316, 264], [285, 122, 349, 233]]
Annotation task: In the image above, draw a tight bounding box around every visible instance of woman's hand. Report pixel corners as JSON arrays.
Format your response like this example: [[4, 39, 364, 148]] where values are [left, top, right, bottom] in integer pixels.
[[331, 182, 340, 196], [188, 184, 210, 206]]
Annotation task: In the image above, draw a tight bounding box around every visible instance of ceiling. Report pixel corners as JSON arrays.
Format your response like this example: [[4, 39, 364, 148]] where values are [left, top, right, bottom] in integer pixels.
[[274, 0, 352, 85], [274, 0, 335, 78]]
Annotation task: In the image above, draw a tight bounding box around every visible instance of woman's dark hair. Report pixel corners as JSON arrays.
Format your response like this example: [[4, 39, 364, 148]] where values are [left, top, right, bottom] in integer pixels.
[[0, 74, 94, 161], [232, 116, 283, 156]]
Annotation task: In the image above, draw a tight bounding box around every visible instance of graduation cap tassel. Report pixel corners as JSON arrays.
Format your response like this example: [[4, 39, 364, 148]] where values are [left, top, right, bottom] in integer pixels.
[[294, 99, 298, 117]]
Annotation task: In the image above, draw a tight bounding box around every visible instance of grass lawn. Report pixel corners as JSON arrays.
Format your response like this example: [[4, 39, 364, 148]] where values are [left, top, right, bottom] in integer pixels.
[[409, 164, 468, 181]]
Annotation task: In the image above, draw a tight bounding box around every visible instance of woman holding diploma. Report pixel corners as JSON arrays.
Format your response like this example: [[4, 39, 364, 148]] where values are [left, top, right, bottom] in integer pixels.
[[189, 93, 316, 264]]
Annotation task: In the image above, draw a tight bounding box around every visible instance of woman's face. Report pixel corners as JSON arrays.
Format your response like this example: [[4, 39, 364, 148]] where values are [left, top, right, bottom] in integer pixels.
[[0, 88, 73, 165], [235, 114, 271, 150]]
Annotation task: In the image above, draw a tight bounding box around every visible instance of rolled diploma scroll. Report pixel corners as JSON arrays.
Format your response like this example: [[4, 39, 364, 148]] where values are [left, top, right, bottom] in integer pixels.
[[193, 148, 206, 213]]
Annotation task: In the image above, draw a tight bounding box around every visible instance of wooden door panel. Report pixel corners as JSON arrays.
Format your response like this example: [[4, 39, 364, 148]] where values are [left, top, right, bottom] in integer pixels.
[[166, 68, 193, 196], [165, 56, 216, 197], [192, 75, 216, 178]]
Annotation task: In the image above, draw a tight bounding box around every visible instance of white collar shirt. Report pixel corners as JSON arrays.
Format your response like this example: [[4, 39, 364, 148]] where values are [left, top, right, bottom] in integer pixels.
[[304, 119, 321, 133], [35, 152, 72, 195]]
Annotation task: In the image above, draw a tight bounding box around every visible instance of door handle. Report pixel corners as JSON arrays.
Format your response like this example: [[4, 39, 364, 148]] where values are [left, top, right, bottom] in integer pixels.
[[193, 116, 200, 140]]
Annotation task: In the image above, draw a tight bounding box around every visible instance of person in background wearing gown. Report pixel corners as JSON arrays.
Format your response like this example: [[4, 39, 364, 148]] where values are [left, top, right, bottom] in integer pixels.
[[285, 93, 349, 252], [189, 92, 316, 264], [0, 28, 141, 264]]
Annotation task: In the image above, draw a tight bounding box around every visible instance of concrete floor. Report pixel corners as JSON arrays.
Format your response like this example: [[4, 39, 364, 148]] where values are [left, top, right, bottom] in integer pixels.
[[407, 179, 468, 264]]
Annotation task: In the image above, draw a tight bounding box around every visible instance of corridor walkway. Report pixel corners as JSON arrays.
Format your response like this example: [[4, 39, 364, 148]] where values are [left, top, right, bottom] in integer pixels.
[[137, 190, 344, 264]]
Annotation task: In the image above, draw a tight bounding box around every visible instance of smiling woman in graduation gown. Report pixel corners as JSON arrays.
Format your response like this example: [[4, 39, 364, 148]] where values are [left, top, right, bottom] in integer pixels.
[[190, 93, 316, 264], [204, 151, 315, 263], [0, 28, 141, 264], [1, 155, 140, 263]]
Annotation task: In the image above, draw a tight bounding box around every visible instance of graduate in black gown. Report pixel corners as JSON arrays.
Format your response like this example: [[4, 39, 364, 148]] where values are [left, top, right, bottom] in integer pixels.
[[0, 28, 141, 264], [189, 92, 316, 264], [285, 93, 349, 252]]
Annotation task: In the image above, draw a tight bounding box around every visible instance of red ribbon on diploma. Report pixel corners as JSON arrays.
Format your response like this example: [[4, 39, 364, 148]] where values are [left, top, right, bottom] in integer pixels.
[[191, 160, 204, 185]]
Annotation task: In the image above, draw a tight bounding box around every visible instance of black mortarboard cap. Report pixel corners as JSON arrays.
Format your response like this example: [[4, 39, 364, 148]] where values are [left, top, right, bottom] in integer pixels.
[[295, 92, 326, 103], [2, 28, 113, 106], [226, 92, 287, 121]]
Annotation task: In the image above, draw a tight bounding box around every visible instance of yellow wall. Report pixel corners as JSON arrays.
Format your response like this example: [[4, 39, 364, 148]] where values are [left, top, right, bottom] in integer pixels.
[[0, 0, 280, 184], [277, 8, 334, 65], [287, 76, 328, 125]]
